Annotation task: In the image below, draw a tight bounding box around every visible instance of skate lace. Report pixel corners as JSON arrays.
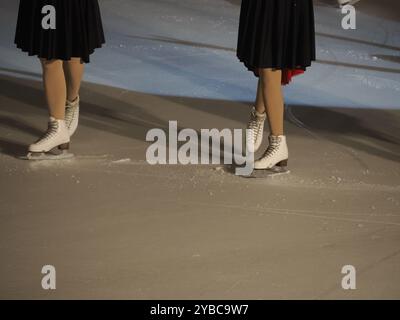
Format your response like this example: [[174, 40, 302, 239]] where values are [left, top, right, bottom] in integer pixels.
[[262, 140, 280, 158], [65, 105, 77, 128], [37, 121, 59, 143], [247, 112, 263, 138]]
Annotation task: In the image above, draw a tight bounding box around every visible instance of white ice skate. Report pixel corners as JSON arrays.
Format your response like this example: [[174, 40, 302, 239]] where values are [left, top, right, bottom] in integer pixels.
[[25, 117, 73, 160], [250, 135, 289, 177], [65, 96, 80, 137], [246, 107, 267, 153]]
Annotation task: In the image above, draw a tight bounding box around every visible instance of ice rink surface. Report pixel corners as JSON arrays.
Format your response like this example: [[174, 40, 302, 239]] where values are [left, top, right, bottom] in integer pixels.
[[0, 0, 399, 299]]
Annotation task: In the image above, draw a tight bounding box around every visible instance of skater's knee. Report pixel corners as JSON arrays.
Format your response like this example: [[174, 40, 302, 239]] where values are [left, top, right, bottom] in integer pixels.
[[40, 59, 63, 70], [63, 57, 83, 67], [259, 68, 282, 86], [70, 57, 83, 64]]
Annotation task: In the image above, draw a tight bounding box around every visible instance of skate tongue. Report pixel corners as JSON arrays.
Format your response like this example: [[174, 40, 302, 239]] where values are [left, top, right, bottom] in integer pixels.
[[66, 96, 79, 107], [255, 110, 266, 118]]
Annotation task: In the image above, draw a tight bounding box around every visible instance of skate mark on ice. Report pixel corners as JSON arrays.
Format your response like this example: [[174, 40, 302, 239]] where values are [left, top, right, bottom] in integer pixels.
[[88, 163, 400, 193], [110, 158, 132, 164], [286, 105, 371, 171], [109, 159, 149, 165], [165, 200, 400, 227], [286, 105, 319, 139], [224, 279, 243, 295], [19, 154, 111, 170], [74, 154, 110, 160], [316, 246, 400, 299], [20, 153, 110, 161]]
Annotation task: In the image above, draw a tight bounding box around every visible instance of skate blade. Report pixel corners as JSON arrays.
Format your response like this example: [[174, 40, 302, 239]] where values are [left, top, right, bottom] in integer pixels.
[[246, 166, 290, 179], [22, 150, 74, 161]]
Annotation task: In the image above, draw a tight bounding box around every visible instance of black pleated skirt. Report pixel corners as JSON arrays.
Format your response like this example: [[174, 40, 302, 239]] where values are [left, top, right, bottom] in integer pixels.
[[237, 0, 316, 75], [15, 0, 105, 63]]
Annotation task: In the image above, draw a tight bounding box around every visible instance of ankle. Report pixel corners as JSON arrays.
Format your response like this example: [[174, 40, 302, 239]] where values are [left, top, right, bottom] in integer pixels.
[[255, 109, 266, 117], [270, 133, 285, 137], [67, 95, 79, 104], [254, 106, 265, 114], [50, 116, 65, 121]]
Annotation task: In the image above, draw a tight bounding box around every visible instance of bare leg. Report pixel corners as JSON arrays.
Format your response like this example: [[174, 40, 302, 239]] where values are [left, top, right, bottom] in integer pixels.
[[41, 59, 66, 120], [63, 58, 85, 102], [254, 79, 266, 114], [259, 68, 284, 136]]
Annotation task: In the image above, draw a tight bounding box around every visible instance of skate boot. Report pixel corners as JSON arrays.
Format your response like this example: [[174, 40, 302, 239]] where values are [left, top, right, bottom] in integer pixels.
[[246, 107, 267, 153], [26, 117, 72, 160], [254, 135, 289, 173], [65, 96, 80, 137]]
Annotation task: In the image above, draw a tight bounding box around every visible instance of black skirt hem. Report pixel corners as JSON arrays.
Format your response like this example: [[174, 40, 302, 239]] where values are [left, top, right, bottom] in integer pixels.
[[237, 55, 314, 77], [237, 55, 314, 70], [15, 42, 105, 64]]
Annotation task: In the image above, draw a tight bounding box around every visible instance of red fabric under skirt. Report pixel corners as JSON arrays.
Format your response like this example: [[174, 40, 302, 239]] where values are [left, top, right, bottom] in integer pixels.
[[282, 69, 305, 85]]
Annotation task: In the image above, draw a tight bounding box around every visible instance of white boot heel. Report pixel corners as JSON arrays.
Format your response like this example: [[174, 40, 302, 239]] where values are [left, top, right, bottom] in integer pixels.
[[276, 159, 288, 168], [254, 135, 289, 170]]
